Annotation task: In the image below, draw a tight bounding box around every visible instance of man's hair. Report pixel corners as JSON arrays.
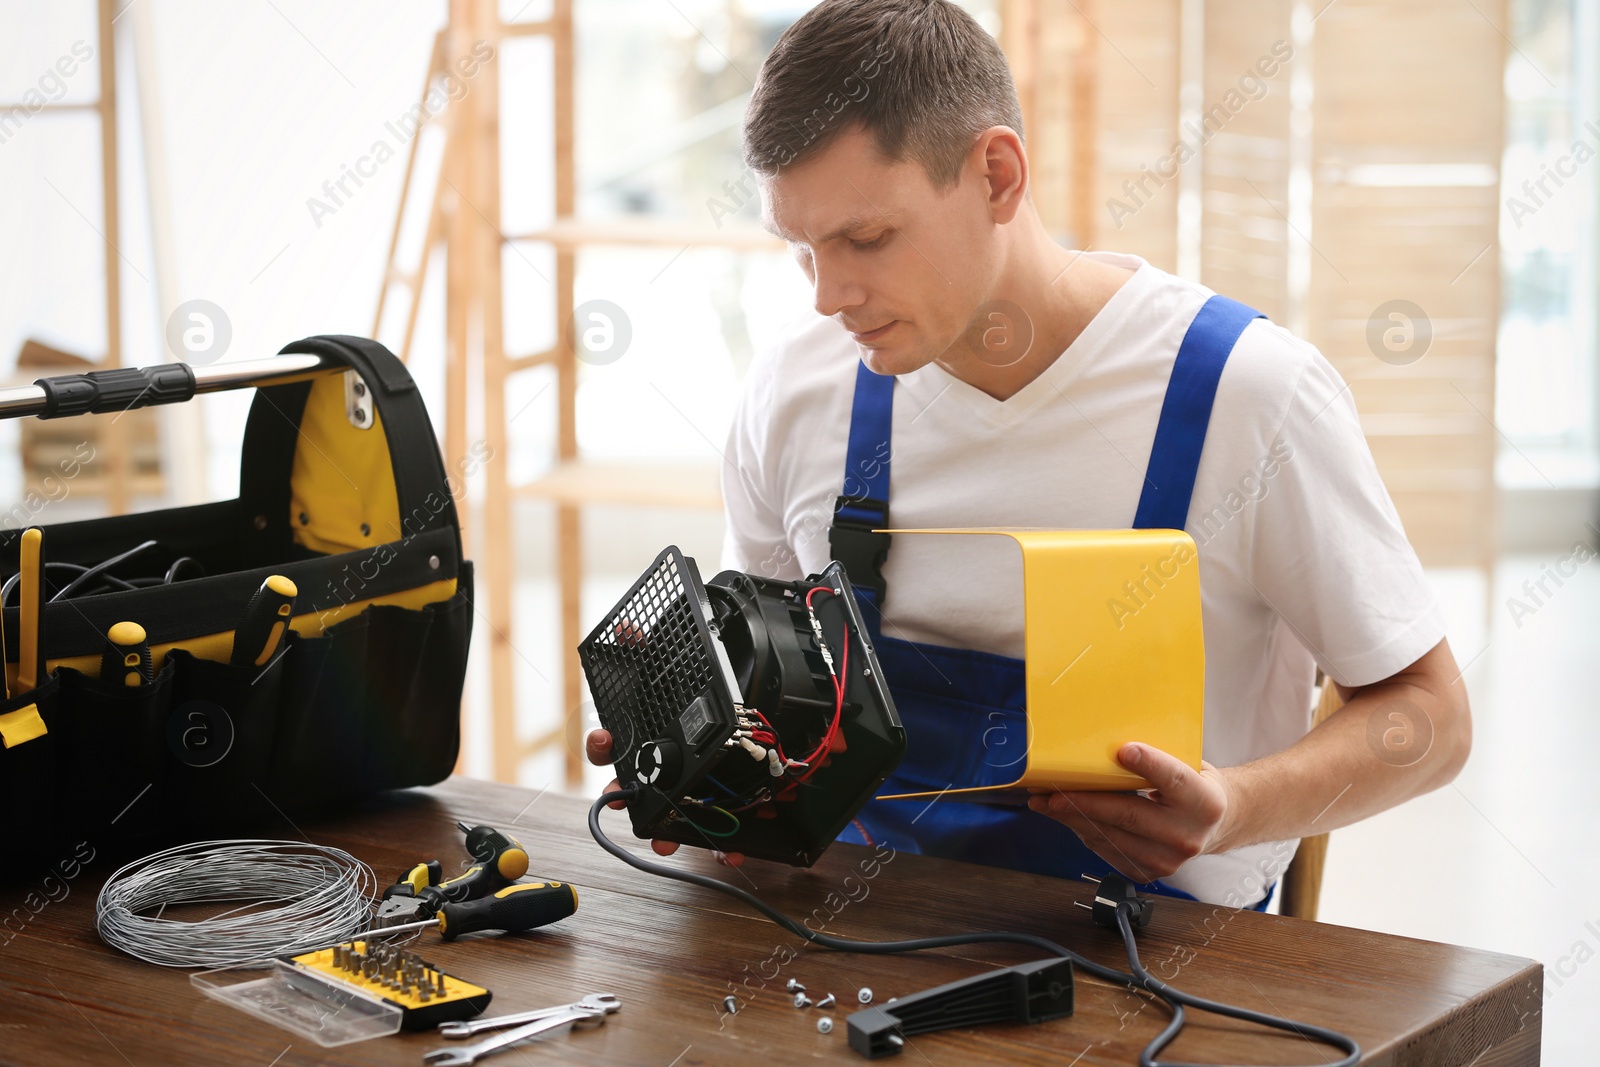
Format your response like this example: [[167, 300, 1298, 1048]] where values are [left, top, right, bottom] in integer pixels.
[[742, 0, 1024, 187]]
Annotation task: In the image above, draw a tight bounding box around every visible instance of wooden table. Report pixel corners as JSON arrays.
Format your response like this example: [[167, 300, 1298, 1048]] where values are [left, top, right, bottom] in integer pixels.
[[0, 777, 1542, 1066]]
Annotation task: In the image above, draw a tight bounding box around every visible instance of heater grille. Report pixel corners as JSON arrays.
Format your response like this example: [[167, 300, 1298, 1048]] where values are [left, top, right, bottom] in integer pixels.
[[579, 548, 724, 759]]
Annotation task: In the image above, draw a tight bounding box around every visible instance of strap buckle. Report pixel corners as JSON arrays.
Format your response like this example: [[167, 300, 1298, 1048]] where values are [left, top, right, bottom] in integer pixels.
[[828, 495, 891, 606]]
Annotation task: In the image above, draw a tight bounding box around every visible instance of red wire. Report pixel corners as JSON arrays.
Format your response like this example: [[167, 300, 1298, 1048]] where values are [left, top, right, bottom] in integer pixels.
[[740, 586, 850, 805], [804, 587, 845, 700], [748, 709, 786, 761], [794, 622, 847, 785]]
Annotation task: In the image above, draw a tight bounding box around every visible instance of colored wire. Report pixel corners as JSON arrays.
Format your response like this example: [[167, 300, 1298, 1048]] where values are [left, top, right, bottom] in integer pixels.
[[681, 805, 741, 838], [793, 621, 848, 786], [804, 585, 834, 612], [95, 840, 377, 968], [723, 588, 852, 809], [710, 584, 859, 811], [590, 791, 1358, 1067], [796, 586, 846, 764], [749, 708, 788, 762]]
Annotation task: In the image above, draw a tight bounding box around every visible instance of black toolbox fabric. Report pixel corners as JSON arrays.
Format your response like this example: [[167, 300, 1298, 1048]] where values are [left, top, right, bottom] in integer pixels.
[[0, 336, 473, 875]]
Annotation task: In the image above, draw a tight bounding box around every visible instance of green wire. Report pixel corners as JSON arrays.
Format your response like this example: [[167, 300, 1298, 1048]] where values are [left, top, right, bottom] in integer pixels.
[[682, 805, 740, 838]]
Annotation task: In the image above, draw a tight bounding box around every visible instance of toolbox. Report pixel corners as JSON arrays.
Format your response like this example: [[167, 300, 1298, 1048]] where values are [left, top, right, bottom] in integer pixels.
[[0, 335, 473, 872]]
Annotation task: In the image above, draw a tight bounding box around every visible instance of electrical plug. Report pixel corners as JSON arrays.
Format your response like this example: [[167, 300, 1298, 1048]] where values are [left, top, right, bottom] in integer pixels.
[[1075, 873, 1154, 932]]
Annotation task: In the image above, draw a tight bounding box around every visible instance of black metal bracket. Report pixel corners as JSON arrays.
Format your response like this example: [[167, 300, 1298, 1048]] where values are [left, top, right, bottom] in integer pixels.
[[846, 957, 1075, 1058]]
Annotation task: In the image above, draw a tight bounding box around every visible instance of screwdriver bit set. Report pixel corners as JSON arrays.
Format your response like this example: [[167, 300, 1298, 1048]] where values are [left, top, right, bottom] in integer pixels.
[[289, 939, 493, 1029], [193, 939, 493, 1047]]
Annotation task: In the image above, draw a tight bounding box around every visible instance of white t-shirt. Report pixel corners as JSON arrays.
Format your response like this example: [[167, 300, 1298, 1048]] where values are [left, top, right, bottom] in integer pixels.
[[719, 251, 1447, 907]]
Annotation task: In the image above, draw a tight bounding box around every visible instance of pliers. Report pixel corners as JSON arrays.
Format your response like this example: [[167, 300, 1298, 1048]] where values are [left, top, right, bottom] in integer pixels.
[[374, 822, 531, 927]]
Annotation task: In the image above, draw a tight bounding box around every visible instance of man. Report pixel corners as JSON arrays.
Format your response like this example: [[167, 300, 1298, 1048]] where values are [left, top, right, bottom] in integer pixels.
[[589, 0, 1469, 909]]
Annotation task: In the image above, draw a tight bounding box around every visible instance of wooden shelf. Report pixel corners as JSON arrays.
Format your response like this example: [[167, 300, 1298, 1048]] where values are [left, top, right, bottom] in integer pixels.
[[516, 457, 723, 510], [500, 19, 554, 36], [507, 215, 782, 252]]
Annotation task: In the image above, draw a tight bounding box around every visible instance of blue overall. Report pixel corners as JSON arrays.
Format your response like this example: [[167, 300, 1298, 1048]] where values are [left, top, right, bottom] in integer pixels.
[[830, 295, 1273, 909]]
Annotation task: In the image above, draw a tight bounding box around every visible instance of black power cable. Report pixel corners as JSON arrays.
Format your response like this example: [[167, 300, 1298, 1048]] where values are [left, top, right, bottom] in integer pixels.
[[590, 789, 1358, 1066], [0, 542, 206, 608], [50, 539, 161, 601], [1114, 910, 1359, 1066]]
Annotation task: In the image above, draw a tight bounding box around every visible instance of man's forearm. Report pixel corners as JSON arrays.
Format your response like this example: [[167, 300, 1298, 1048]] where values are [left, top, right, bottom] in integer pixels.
[[1213, 638, 1471, 854]]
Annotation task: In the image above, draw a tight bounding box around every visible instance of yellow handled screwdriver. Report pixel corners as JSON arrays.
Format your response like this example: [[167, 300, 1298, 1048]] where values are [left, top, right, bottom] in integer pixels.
[[100, 621, 154, 687], [230, 575, 297, 669], [17, 528, 44, 692], [458, 822, 530, 884], [363, 882, 579, 942]]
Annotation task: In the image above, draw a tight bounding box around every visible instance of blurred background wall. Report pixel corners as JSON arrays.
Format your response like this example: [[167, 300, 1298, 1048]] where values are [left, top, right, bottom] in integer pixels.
[[1, 0, 1596, 1056]]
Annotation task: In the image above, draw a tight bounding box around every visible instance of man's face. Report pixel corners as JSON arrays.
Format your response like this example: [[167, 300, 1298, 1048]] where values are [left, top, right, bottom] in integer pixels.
[[759, 126, 997, 376]]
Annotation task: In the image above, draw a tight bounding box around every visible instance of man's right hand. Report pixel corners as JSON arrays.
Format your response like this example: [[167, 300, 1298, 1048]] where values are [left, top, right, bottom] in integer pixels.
[[585, 727, 745, 865]]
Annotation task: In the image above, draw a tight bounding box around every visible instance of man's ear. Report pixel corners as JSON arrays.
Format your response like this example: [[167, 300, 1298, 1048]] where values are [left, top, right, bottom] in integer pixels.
[[974, 126, 1028, 224]]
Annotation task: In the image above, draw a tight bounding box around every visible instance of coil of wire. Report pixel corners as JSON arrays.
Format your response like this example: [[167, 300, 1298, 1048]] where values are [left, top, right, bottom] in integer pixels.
[[95, 839, 376, 968]]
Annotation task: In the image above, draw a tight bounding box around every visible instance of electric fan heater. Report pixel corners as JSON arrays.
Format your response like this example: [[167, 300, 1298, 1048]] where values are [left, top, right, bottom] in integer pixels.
[[579, 547, 905, 866]]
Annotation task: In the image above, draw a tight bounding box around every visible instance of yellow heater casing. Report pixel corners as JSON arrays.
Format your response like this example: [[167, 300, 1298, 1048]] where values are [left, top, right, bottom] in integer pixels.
[[873, 529, 1205, 799]]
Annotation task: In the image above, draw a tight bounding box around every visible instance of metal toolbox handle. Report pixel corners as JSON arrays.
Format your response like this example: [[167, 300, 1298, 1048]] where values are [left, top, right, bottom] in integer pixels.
[[0, 354, 342, 421]]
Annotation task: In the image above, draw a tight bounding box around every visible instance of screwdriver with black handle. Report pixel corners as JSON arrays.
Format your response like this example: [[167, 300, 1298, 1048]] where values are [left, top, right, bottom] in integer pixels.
[[230, 575, 297, 669], [413, 824, 529, 911], [360, 881, 578, 942], [100, 621, 154, 687], [456, 822, 529, 886]]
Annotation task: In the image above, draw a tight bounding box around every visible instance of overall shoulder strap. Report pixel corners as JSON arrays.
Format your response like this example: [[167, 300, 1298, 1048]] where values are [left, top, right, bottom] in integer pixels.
[[1133, 295, 1265, 531], [829, 361, 895, 606]]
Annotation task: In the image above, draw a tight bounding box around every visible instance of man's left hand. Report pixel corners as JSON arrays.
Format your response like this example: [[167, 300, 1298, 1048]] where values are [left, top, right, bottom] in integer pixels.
[[1026, 742, 1236, 883]]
